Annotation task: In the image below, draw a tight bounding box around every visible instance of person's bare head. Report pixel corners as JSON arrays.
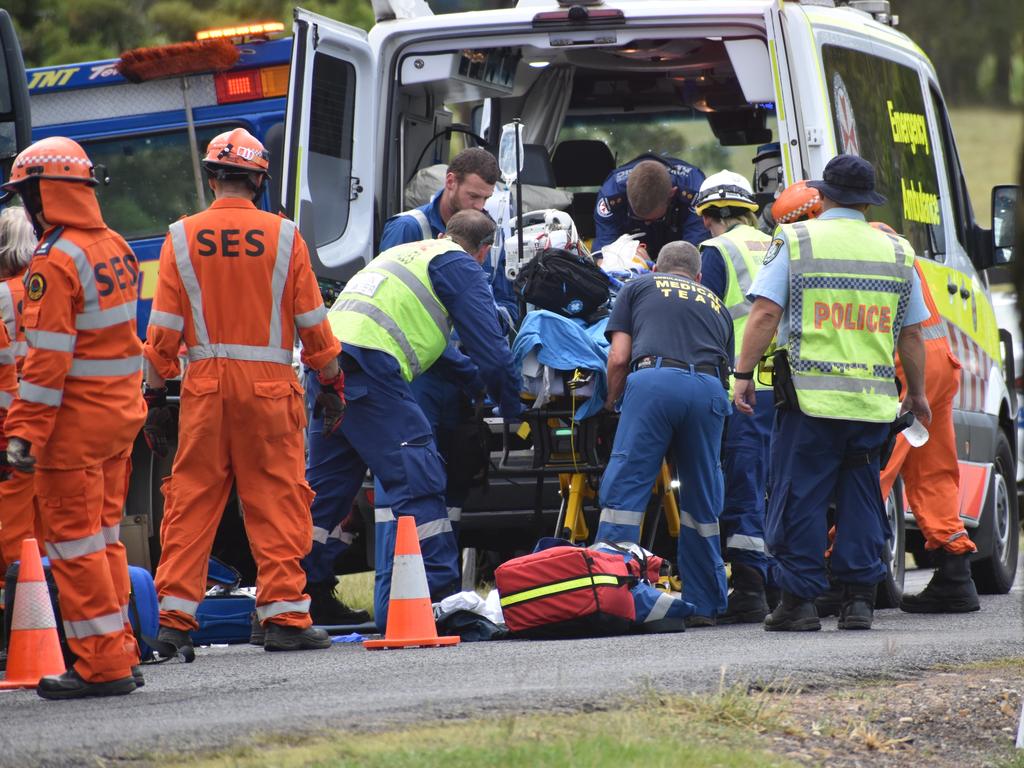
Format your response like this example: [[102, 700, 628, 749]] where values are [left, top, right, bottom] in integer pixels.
[[627, 161, 675, 222], [0, 206, 36, 278], [442, 148, 500, 221], [654, 241, 701, 279], [444, 209, 496, 264]]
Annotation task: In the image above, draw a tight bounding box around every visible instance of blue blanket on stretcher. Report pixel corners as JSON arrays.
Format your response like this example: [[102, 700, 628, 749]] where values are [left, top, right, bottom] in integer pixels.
[[512, 310, 609, 421]]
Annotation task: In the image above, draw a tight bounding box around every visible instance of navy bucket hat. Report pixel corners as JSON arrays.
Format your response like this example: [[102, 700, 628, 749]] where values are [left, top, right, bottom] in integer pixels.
[[807, 154, 886, 206]]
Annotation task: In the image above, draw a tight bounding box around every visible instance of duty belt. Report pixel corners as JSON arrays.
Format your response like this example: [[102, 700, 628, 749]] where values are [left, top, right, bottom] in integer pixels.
[[631, 356, 720, 378]]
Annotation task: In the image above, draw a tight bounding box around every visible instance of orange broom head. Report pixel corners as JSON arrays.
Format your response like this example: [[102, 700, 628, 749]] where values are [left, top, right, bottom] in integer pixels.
[[117, 40, 240, 83]]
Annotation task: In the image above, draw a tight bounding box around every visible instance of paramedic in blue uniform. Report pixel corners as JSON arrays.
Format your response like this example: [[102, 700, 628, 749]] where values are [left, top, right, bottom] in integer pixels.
[[598, 241, 732, 620], [733, 155, 930, 632], [592, 153, 708, 258], [304, 210, 522, 630], [366, 149, 502, 606]]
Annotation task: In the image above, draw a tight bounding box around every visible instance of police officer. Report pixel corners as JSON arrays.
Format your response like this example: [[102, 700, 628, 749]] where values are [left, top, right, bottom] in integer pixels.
[[144, 128, 342, 657], [695, 171, 773, 624], [592, 154, 708, 258], [3, 137, 145, 698], [733, 155, 931, 632], [306, 209, 522, 630], [598, 241, 733, 620]]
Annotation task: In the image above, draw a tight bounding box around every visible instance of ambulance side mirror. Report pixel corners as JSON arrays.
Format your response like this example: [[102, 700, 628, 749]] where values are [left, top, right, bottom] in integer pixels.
[[992, 184, 1020, 265], [0, 10, 30, 183]]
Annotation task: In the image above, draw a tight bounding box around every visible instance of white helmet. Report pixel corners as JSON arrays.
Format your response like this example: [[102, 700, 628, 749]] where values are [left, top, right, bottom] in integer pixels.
[[693, 170, 758, 215]]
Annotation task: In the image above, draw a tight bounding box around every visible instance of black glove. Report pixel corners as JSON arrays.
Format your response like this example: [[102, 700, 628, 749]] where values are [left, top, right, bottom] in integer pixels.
[[0, 453, 11, 482], [143, 387, 175, 458], [313, 370, 346, 436], [6, 437, 35, 473]]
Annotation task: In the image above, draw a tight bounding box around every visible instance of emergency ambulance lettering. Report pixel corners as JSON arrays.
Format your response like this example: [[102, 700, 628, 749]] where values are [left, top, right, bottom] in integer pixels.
[[813, 301, 891, 333], [886, 100, 929, 156]]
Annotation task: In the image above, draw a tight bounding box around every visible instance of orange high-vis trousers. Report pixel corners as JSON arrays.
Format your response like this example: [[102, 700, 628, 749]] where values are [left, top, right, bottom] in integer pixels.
[[881, 340, 976, 555], [0, 471, 43, 588], [36, 448, 140, 683]]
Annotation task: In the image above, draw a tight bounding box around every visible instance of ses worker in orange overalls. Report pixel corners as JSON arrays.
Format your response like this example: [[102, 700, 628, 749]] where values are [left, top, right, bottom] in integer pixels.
[[2, 137, 146, 700], [872, 221, 978, 614], [0, 206, 44, 589], [143, 128, 343, 659], [771, 184, 978, 615]]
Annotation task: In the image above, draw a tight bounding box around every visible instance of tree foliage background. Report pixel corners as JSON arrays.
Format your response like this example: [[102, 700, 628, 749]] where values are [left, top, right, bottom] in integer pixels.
[[8, 0, 1024, 107]]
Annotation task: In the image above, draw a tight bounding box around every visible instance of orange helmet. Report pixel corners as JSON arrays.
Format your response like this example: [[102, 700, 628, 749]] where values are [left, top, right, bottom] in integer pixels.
[[203, 127, 269, 175], [870, 221, 899, 237], [3, 136, 98, 191], [771, 180, 822, 225]]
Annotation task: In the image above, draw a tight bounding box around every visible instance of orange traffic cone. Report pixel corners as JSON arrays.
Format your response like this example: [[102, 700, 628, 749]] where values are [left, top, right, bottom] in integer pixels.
[[0, 538, 66, 689], [364, 515, 460, 650]]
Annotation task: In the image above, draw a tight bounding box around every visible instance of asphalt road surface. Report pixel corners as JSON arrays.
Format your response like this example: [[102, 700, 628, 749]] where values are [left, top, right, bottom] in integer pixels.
[[1, 566, 1021, 767]]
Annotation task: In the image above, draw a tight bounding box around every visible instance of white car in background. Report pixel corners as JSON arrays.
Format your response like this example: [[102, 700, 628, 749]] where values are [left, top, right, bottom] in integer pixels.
[[992, 289, 1023, 485]]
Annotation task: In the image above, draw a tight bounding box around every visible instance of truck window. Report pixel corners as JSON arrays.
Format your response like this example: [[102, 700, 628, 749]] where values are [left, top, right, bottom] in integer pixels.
[[307, 52, 356, 247], [929, 84, 970, 252], [821, 45, 942, 256], [83, 124, 241, 241]]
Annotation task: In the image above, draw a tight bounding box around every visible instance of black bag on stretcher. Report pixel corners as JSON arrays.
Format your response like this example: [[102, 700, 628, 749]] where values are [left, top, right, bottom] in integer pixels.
[[494, 546, 636, 638], [513, 248, 611, 323]]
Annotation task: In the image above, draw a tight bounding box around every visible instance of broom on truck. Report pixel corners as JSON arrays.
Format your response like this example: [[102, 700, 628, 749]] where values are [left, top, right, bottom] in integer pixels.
[[116, 40, 240, 208]]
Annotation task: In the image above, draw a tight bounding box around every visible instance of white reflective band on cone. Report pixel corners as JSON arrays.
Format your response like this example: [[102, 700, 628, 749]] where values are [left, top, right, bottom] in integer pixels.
[[389, 554, 431, 600], [10, 581, 57, 630]]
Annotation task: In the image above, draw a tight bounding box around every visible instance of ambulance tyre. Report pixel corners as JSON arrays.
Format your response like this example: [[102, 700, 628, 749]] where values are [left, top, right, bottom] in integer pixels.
[[971, 433, 1019, 594], [876, 477, 906, 609]]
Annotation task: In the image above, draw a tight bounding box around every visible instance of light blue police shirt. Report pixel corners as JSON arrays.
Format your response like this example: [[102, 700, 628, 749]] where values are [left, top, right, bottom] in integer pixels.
[[746, 207, 930, 341]]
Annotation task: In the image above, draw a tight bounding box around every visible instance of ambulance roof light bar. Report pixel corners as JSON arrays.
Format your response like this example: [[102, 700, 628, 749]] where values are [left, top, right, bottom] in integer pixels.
[[196, 21, 286, 42]]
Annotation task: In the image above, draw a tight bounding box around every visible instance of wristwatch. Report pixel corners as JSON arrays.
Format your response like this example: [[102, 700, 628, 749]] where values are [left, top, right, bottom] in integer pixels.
[[733, 370, 754, 381]]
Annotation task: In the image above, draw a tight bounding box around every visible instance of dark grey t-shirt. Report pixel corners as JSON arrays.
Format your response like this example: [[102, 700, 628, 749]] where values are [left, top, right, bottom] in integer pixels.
[[606, 273, 734, 369]]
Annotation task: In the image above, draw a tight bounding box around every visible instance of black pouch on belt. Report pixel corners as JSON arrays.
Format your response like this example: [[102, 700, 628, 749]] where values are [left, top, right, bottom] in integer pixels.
[[771, 349, 800, 412], [878, 411, 915, 471]]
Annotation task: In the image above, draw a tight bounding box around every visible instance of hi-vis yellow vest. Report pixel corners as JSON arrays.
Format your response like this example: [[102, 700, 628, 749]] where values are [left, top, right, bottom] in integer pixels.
[[780, 218, 915, 422], [702, 224, 771, 390], [328, 240, 457, 382]]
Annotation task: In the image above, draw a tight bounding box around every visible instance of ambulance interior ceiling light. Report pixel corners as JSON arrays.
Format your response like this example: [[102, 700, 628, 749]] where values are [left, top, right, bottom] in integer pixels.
[[528, 60, 551, 68], [196, 21, 286, 42]]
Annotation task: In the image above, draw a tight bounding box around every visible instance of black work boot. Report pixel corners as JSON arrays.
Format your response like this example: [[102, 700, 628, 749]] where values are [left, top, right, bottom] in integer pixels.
[[838, 583, 876, 630], [154, 625, 196, 663], [900, 551, 980, 614], [764, 590, 821, 632], [249, 613, 266, 646], [718, 563, 769, 624], [37, 667, 136, 700], [307, 579, 372, 626], [814, 580, 844, 618], [264, 623, 332, 652]]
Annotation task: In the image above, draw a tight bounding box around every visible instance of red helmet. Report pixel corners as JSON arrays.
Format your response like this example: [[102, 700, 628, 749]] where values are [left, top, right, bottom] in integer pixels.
[[3, 137, 98, 190], [870, 221, 899, 237], [771, 180, 822, 224], [202, 128, 269, 175]]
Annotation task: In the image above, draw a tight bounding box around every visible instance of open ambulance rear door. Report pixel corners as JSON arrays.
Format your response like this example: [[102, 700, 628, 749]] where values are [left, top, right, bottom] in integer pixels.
[[282, 9, 377, 300]]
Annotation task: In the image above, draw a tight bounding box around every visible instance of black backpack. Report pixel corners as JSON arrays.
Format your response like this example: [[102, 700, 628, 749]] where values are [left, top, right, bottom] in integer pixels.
[[513, 248, 610, 323]]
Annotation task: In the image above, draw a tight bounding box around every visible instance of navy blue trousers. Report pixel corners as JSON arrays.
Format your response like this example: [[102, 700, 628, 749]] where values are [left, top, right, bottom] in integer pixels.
[[767, 409, 890, 598]]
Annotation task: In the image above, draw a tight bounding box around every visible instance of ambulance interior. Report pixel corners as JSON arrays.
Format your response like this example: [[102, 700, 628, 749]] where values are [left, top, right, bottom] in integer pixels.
[[383, 28, 781, 246]]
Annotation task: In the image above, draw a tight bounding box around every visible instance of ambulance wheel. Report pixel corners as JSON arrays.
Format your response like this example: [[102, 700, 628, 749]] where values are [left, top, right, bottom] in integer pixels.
[[876, 477, 906, 609], [972, 433, 1019, 594]]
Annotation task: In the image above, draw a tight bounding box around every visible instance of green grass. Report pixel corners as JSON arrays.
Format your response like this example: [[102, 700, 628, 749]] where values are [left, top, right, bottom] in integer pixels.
[[160, 684, 798, 768], [950, 106, 1022, 222], [336, 571, 375, 617]]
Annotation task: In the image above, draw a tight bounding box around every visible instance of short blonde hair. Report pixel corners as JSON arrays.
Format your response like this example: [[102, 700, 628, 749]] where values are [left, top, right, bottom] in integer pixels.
[[0, 206, 35, 279]]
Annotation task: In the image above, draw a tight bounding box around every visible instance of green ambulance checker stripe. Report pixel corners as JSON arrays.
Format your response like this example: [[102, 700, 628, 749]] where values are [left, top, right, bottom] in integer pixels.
[[499, 574, 623, 608]]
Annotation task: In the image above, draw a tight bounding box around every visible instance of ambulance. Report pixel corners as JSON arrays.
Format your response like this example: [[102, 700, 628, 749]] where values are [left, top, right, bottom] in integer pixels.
[[283, 0, 1020, 597]]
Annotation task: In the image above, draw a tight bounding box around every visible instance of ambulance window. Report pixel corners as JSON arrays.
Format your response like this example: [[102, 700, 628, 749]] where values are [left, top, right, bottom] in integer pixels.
[[308, 53, 356, 246], [929, 85, 969, 250], [83, 124, 241, 241], [821, 45, 942, 256]]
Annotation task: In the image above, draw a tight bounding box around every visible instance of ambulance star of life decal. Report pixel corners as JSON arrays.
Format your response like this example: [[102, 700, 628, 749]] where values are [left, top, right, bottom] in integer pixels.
[[763, 237, 784, 265], [26, 272, 46, 301], [832, 72, 860, 156]]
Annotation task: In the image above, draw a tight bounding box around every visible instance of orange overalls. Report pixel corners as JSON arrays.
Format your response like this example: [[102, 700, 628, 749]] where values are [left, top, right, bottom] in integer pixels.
[[144, 198, 339, 632], [0, 272, 44, 584], [5, 212, 146, 684], [880, 261, 975, 555]]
